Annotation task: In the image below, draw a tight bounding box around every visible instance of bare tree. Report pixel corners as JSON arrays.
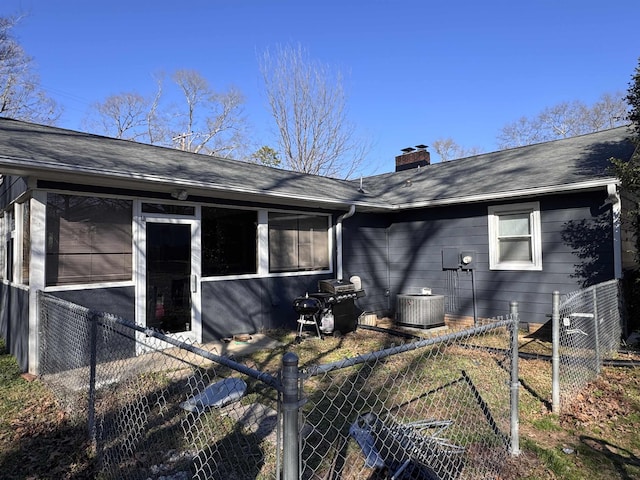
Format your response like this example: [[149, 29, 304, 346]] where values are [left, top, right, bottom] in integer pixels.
[[145, 72, 165, 145], [587, 92, 629, 131], [0, 14, 61, 124], [171, 69, 247, 157], [83, 69, 248, 158], [432, 137, 483, 161], [498, 92, 628, 149], [83, 92, 150, 140], [259, 44, 369, 178]]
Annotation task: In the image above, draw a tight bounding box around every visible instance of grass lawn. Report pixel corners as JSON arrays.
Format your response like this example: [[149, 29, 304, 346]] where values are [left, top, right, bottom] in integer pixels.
[[0, 332, 639, 479], [0, 340, 95, 479]]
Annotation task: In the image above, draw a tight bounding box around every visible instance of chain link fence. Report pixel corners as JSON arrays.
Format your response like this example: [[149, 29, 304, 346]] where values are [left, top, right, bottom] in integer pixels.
[[39, 292, 520, 479], [296, 317, 520, 480], [551, 279, 622, 413], [39, 292, 284, 480]]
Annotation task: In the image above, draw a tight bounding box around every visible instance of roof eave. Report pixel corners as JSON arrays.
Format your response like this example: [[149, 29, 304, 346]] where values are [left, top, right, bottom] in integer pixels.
[[0, 157, 620, 213], [0, 155, 391, 212], [389, 178, 618, 210]]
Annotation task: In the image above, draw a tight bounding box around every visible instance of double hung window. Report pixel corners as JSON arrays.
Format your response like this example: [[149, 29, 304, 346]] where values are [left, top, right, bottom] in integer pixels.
[[488, 202, 542, 270]]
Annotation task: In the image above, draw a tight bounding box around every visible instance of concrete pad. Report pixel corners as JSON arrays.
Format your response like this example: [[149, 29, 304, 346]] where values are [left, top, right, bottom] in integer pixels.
[[205, 333, 285, 357]]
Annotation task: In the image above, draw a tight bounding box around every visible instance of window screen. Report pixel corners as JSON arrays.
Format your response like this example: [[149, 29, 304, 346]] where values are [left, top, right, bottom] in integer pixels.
[[488, 202, 542, 270], [202, 207, 257, 276], [269, 213, 329, 272], [497, 212, 532, 262], [21, 201, 30, 285], [46, 194, 133, 285]]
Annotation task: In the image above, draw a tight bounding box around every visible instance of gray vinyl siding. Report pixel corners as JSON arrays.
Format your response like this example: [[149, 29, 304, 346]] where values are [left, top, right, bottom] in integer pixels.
[[341, 214, 393, 316], [47, 287, 138, 364], [343, 191, 614, 325], [0, 283, 29, 371], [52, 286, 136, 323], [0, 176, 28, 210], [386, 204, 488, 318], [200, 274, 330, 340], [46, 275, 332, 342]]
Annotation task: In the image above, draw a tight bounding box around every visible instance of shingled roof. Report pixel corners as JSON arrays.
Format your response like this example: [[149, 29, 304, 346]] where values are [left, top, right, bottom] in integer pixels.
[[360, 125, 636, 209], [0, 118, 634, 212]]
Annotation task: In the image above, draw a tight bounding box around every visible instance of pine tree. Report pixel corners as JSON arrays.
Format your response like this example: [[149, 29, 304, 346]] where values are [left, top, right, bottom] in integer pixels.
[[611, 57, 640, 335], [627, 59, 640, 137]]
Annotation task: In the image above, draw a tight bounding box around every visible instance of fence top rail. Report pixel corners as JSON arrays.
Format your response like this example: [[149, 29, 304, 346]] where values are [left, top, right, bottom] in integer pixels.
[[303, 318, 514, 378], [39, 292, 282, 391], [40, 291, 92, 314], [559, 279, 619, 307]]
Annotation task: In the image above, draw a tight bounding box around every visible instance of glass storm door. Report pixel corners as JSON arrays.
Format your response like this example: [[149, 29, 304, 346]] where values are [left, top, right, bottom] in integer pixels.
[[146, 222, 193, 334]]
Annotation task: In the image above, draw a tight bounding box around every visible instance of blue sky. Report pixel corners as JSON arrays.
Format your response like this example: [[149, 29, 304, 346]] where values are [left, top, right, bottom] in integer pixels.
[[3, 0, 639, 176]]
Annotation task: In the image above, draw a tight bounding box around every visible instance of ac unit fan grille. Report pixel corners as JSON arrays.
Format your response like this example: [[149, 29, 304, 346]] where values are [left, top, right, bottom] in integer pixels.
[[396, 294, 445, 328]]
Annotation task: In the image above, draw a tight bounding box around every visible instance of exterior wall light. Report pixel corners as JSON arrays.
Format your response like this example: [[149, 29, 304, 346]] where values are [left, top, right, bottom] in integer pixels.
[[171, 189, 188, 201]]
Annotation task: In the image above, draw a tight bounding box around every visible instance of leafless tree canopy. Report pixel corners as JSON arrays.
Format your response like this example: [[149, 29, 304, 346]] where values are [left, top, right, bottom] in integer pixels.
[[0, 15, 61, 125], [259, 44, 369, 179], [84, 92, 150, 141], [84, 70, 248, 158], [497, 92, 628, 149], [170, 70, 247, 157], [432, 137, 483, 162]]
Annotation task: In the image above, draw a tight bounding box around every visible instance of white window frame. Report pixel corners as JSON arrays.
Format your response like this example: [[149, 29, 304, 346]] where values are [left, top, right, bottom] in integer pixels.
[[4, 207, 15, 282], [267, 211, 332, 274], [202, 207, 333, 280], [133, 204, 202, 349], [45, 193, 134, 286], [488, 201, 542, 271], [0, 209, 8, 281]]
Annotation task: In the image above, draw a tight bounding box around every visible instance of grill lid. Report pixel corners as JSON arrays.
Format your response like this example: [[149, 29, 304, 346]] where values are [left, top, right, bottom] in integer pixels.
[[293, 295, 323, 315], [318, 279, 356, 294]]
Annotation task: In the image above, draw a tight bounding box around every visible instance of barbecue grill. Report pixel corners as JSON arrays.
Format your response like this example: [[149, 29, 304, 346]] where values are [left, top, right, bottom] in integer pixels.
[[293, 294, 324, 341], [293, 277, 365, 342]]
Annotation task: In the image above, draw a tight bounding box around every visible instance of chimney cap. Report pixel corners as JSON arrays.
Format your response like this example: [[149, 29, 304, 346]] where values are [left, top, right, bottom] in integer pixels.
[[415, 144, 428, 150], [401, 147, 415, 153]]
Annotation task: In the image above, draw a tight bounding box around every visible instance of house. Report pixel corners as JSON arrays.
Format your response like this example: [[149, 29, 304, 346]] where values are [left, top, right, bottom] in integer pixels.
[[0, 117, 635, 374]]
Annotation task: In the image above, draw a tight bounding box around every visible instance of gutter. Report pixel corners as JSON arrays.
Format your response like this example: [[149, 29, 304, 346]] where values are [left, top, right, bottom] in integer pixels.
[[389, 178, 620, 211], [336, 205, 356, 280], [0, 156, 389, 212], [0, 157, 621, 213]]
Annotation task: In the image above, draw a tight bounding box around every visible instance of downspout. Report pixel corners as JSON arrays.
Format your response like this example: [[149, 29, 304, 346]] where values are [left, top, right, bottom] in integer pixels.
[[336, 205, 356, 280], [607, 183, 622, 279]]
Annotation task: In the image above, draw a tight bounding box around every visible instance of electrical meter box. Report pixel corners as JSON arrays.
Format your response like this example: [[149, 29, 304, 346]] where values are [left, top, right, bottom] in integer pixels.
[[460, 251, 476, 270]]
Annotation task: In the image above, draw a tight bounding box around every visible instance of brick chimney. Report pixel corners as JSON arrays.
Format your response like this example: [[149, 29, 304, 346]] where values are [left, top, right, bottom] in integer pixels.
[[395, 145, 430, 172]]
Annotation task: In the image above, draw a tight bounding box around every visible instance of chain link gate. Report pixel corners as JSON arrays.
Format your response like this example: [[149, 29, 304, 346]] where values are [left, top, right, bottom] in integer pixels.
[[551, 279, 623, 413], [288, 315, 521, 480]]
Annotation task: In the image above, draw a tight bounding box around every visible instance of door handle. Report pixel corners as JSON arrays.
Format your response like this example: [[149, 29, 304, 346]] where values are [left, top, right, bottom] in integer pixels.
[[191, 274, 198, 293]]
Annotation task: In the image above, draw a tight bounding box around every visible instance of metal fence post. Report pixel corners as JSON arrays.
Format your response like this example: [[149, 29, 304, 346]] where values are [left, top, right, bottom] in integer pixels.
[[87, 311, 98, 450], [281, 352, 300, 480], [552, 291, 560, 414], [592, 287, 601, 374], [509, 301, 521, 456]]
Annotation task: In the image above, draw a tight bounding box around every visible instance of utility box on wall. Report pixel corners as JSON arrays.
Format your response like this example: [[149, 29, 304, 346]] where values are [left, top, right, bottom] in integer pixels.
[[442, 248, 477, 270], [442, 248, 460, 270]]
